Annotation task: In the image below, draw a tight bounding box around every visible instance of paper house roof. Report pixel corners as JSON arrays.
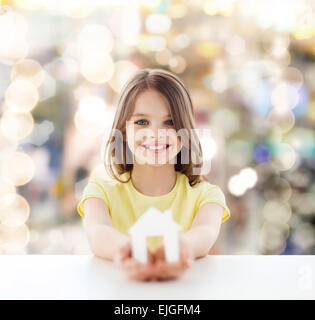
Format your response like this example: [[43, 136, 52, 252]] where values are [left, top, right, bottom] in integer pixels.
[[128, 207, 182, 237]]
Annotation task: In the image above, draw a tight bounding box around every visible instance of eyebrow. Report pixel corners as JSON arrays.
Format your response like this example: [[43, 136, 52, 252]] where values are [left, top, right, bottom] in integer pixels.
[[132, 113, 172, 118]]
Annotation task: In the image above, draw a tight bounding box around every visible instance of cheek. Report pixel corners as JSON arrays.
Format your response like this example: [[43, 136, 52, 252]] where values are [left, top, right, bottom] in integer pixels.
[[168, 132, 182, 151], [126, 128, 145, 155], [125, 127, 135, 151], [126, 125, 139, 142], [133, 129, 145, 145]]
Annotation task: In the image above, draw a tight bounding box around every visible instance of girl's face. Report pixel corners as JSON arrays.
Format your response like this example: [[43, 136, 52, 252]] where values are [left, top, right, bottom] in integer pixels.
[[125, 89, 182, 167]]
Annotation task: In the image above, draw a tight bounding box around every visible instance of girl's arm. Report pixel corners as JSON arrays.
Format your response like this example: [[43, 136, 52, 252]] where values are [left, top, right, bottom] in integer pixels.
[[181, 202, 224, 259], [83, 198, 130, 261]]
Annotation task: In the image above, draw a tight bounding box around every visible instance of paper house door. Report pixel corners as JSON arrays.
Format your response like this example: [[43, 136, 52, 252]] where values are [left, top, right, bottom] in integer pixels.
[[128, 207, 182, 264]]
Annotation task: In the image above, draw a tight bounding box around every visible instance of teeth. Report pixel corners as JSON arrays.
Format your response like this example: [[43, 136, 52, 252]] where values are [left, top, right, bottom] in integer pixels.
[[149, 145, 165, 150], [142, 144, 168, 150]]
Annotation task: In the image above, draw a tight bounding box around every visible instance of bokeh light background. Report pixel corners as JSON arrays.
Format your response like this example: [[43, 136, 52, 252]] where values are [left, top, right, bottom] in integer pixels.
[[0, 0, 314, 255]]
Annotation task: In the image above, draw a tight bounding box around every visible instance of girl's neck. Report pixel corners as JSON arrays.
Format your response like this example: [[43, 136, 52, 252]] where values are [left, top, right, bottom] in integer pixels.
[[130, 164, 177, 197]]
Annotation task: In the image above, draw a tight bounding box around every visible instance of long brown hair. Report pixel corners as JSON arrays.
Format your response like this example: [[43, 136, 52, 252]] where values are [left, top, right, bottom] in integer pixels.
[[104, 68, 205, 186]]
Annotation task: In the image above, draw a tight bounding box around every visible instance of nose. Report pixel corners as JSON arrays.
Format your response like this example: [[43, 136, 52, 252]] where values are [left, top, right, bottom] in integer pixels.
[[149, 124, 165, 141]]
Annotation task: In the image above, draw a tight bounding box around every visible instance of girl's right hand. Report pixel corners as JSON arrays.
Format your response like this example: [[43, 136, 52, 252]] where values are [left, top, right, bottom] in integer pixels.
[[113, 239, 156, 281]]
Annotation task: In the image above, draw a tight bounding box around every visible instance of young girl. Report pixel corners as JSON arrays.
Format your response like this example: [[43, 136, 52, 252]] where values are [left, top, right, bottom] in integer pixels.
[[77, 68, 231, 281]]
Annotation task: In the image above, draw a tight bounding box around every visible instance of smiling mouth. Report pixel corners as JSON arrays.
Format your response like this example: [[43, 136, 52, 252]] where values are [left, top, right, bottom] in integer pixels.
[[141, 144, 170, 151]]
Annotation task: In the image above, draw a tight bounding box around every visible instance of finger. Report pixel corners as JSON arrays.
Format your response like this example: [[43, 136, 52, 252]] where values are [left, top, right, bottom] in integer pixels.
[[180, 249, 194, 268], [155, 267, 183, 280], [127, 263, 155, 281], [156, 260, 190, 279], [121, 245, 132, 260], [129, 271, 153, 281], [123, 258, 155, 276], [113, 253, 122, 266], [127, 269, 148, 281], [147, 249, 156, 264], [154, 260, 179, 278], [153, 244, 165, 261], [114, 250, 127, 266], [180, 252, 193, 268], [122, 258, 139, 271]]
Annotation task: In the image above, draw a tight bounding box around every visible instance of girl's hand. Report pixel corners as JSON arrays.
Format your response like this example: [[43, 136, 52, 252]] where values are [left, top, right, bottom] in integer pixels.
[[152, 235, 195, 280], [113, 239, 156, 281]]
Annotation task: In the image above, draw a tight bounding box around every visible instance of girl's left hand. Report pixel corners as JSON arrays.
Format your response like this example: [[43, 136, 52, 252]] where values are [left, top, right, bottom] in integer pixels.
[[114, 240, 156, 281], [152, 235, 194, 280]]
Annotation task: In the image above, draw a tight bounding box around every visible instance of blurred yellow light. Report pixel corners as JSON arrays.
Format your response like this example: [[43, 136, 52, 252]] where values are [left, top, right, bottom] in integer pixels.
[[0, 110, 34, 141], [0, 11, 28, 36], [0, 177, 16, 210], [0, 130, 18, 156], [203, 0, 235, 16], [281, 67, 304, 89], [293, 192, 315, 216], [263, 177, 292, 202], [80, 53, 114, 84], [0, 37, 28, 66], [0, 152, 35, 186], [74, 112, 104, 137], [145, 13, 171, 34], [0, 224, 30, 250], [168, 55, 186, 73], [225, 35, 245, 56], [286, 127, 314, 152], [76, 104, 116, 139], [155, 49, 172, 65], [0, 193, 30, 227], [0, 11, 29, 63], [267, 109, 295, 133], [167, 3, 188, 19], [107, 60, 139, 93], [140, 0, 160, 9], [203, 0, 220, 15], [5, 79, 39, 112], [73, 84, 92, 100], [59, 0, 95, 18], [275, 143, 298, 171], [77, 24, 114, 58], [196, 42, 222, 59], [74, 103, 107, 138], [228, 167, 257, 196], [271, 82, 299, 111], [13, 0, 42, 10], [38, 70, 57, 101], [11, 59, 44, 87], [269, 37, 290, 58], [228, 175, 247, 197], [263, 201, 292, 225], [78, 95, 106, 122], [138, 34, 167, 53], [258, 221, 288, 254], [293, 24, 315, 40], [239, 167, 258, 188], [171, 33, 191, 52]]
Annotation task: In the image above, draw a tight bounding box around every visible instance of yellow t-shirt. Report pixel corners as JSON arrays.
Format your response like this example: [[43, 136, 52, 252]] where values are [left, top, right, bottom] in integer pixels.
[[77, 171, 231, 252]]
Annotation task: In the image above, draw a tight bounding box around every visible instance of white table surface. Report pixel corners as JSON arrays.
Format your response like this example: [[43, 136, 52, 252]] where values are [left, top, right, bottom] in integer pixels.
[[0, 255, 314, 300]]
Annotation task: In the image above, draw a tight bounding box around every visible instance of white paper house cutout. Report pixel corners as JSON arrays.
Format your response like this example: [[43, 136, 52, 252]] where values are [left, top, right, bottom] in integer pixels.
[[128, 207, 182, 264]]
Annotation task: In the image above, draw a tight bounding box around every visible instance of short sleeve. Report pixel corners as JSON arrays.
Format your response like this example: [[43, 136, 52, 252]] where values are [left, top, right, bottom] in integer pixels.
[[76, 179, 110, 218], [196, 184, 231, 224]]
